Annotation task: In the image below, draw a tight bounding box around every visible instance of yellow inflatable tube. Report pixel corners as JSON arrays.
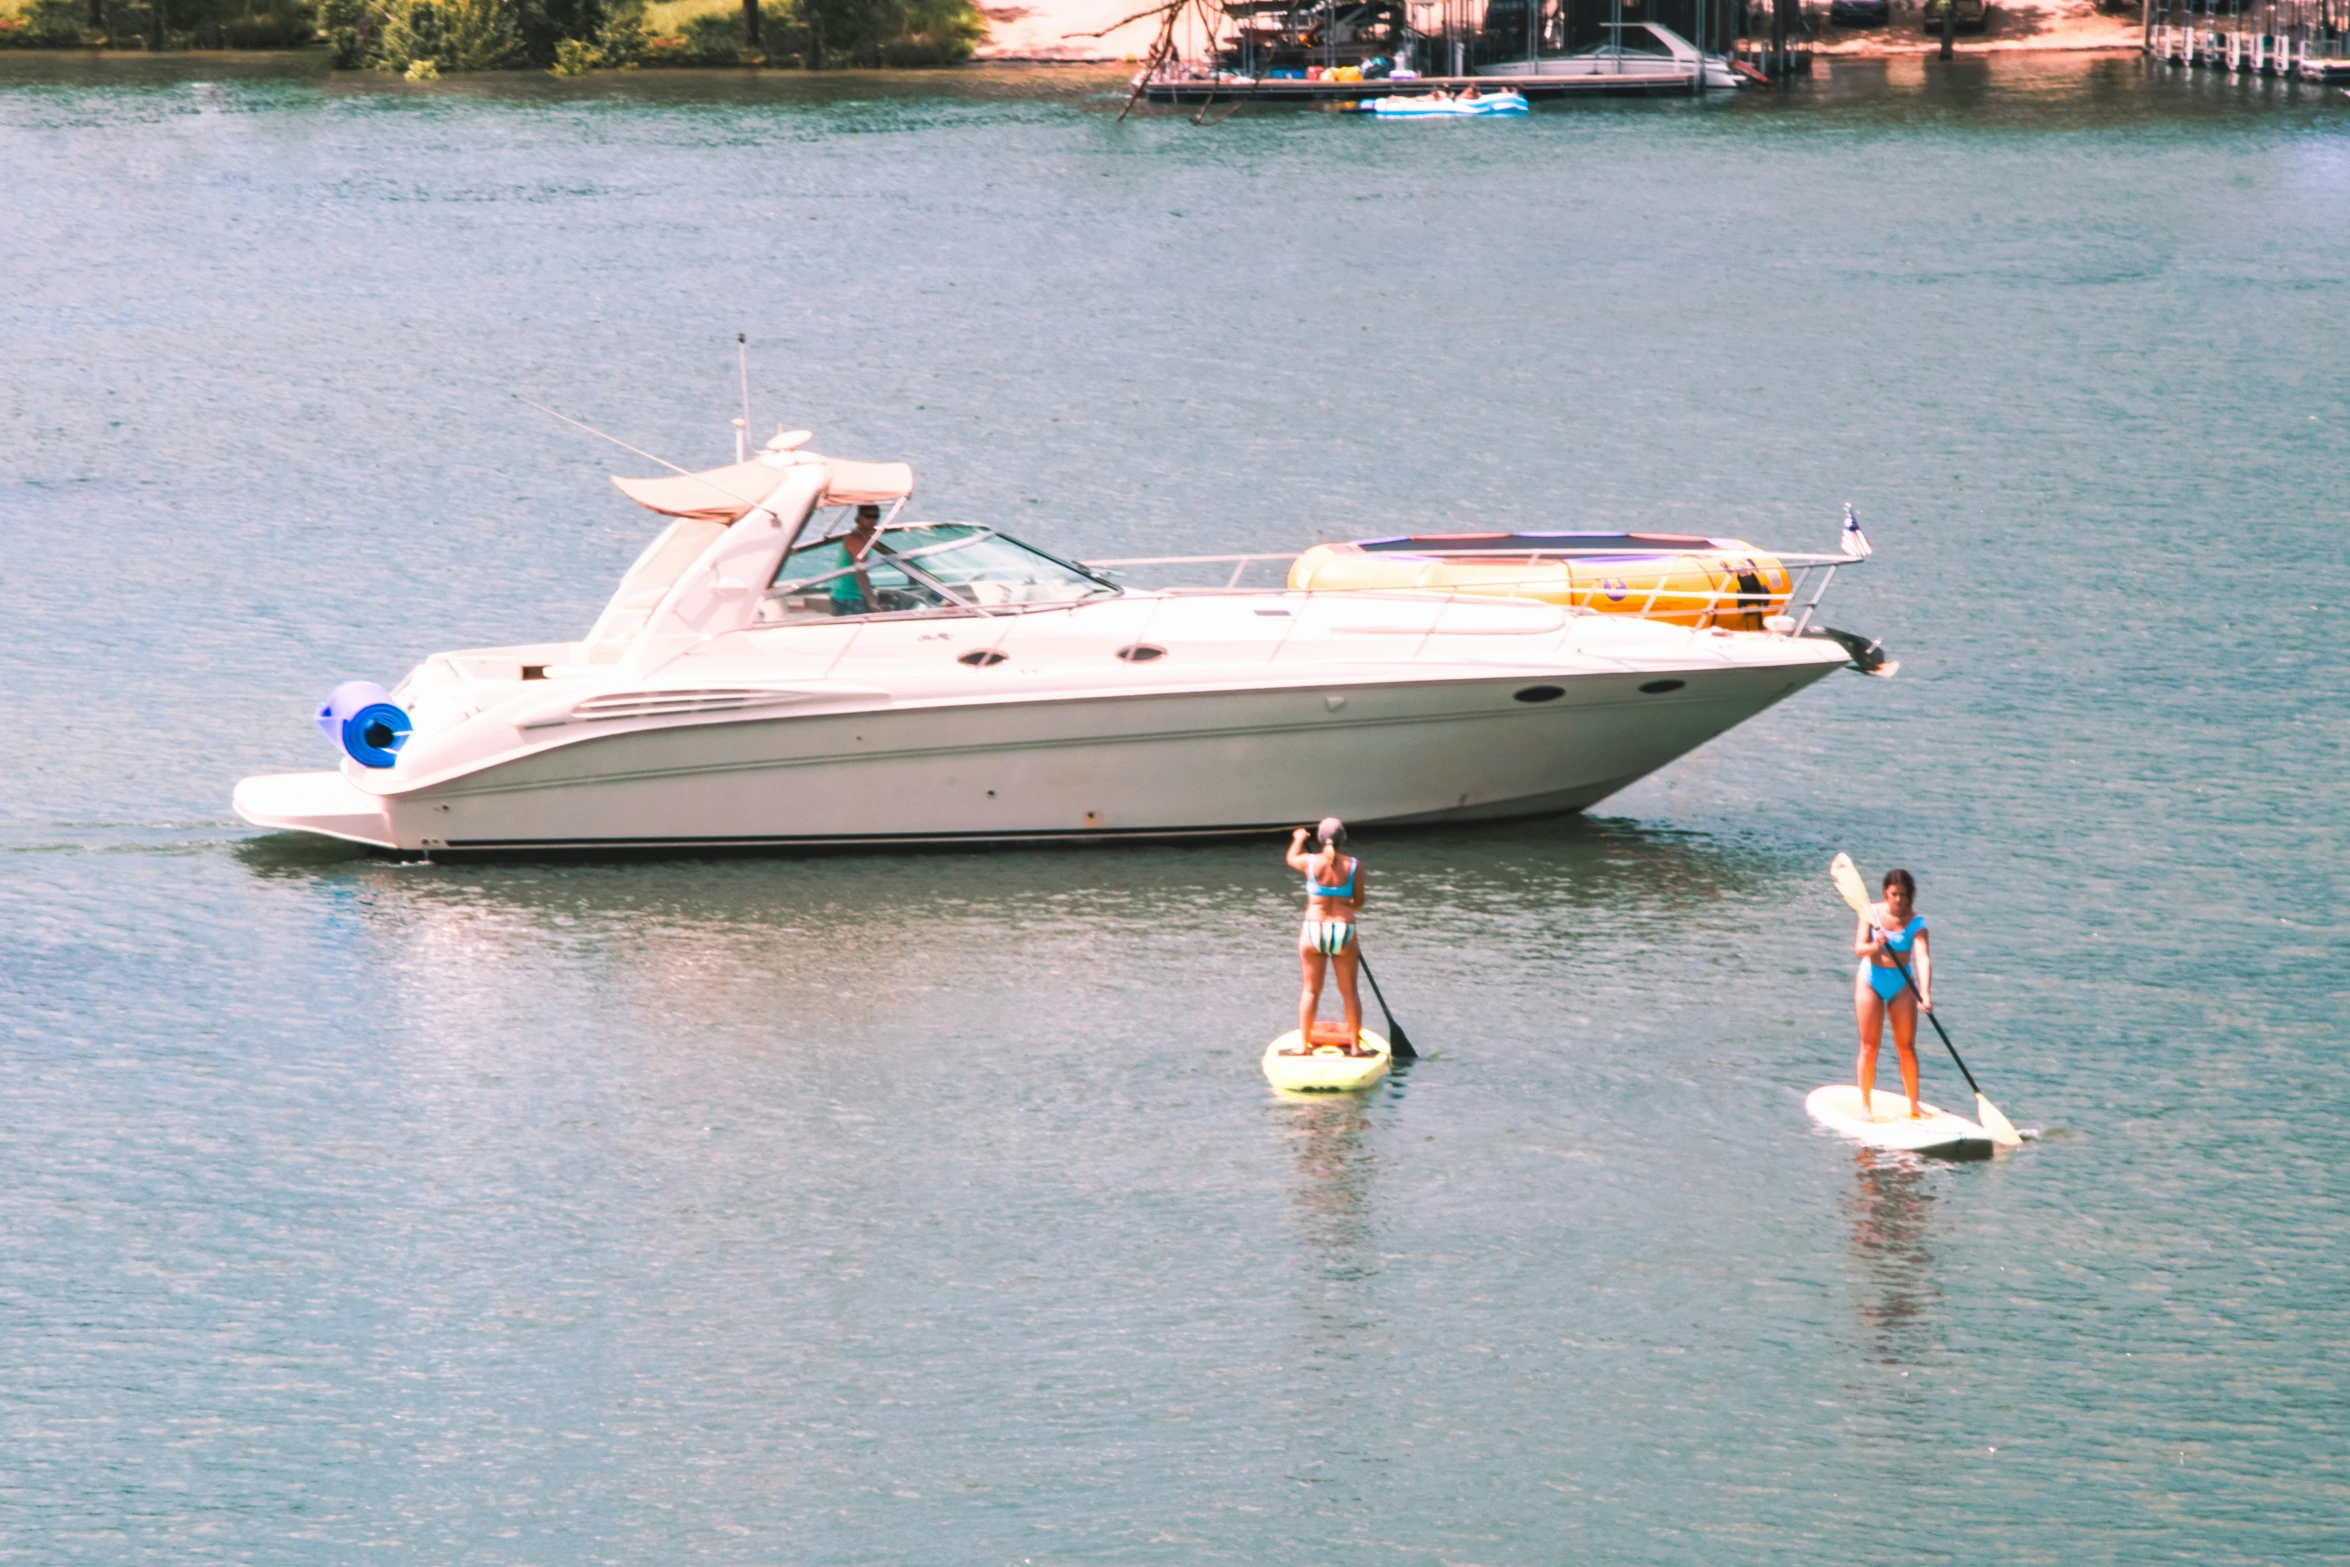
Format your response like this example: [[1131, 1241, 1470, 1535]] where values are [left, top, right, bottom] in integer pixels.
[[1289, 533, 1792, 630]]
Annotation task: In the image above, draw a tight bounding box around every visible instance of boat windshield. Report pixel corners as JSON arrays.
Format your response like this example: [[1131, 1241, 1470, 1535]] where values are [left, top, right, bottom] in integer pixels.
[[759, 523, 1117, 624], [1573, 25, 1676, 55]]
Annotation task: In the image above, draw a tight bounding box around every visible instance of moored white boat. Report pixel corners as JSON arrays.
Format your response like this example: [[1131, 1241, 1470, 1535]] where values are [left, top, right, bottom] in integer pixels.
[[233, 431, 1880, 857], [1475, 23, 1743, 90]]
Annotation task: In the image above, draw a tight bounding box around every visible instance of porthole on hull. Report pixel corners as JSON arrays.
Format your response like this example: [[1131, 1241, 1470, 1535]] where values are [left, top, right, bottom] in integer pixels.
[[1513, 685, 1565, 704], [1639, 678, 1687, 694], [958, 649, 1009, 668], [1116, 644, 1167, 663]]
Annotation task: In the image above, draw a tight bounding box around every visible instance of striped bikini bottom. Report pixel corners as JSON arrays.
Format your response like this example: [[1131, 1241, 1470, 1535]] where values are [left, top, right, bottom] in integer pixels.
[[1301, 919, 1356, 956]]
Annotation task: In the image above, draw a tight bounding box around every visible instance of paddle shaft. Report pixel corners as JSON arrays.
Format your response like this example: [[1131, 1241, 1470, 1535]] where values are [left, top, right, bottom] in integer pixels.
[[1356, 952, 1416, 1062], [1874, 943, 1980, 1098]]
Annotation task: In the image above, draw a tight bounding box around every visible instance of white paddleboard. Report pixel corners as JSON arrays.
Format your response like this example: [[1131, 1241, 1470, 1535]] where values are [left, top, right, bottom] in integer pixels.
[[1263, 1029, 1392, 1093], [1805, 1084, 1995, 1158]]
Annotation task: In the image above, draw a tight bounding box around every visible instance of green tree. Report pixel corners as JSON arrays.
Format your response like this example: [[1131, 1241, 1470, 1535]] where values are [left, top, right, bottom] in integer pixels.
[[319, 0, 371, 64], [595, 0, 645, 60], [884, 0, 980, 64], [371, 0, 519, 70], [514, 0, 598, 62], [798, 0, 975, 66], [0, 0, 314, 48]]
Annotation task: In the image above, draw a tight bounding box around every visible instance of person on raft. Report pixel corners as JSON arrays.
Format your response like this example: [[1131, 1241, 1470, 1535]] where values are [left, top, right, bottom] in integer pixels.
[[1286, 817, 1369, 1056], [1853, 867, 1933, 1120]]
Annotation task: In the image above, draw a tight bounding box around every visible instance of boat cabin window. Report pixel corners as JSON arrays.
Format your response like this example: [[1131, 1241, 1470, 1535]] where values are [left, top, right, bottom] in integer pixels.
[[759, 535, 953, 622], [759, 522, 1117, 624]]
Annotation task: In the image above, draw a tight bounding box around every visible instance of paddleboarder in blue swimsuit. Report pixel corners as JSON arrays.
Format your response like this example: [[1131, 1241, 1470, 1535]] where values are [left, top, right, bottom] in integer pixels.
[[1853, 867, 1933, 1120], [1285, 817, 1369, 1056]]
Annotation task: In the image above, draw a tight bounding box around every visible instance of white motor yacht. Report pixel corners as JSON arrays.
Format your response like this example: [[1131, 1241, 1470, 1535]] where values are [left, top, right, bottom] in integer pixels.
[[233, 432, 1879, 857]]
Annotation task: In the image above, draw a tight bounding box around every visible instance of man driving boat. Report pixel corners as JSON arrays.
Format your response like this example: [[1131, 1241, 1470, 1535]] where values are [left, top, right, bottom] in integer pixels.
[[829, 504, 883, 615]]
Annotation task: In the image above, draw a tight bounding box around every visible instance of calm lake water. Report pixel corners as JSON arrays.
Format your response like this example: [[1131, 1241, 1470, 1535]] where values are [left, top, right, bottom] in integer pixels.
[[3, 52, 2346, 1564]]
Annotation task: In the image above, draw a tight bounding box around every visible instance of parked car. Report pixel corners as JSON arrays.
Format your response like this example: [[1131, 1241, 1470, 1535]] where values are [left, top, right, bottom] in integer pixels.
[[1920, 0, 1988, 29], [1829, 0, 1890, 24]]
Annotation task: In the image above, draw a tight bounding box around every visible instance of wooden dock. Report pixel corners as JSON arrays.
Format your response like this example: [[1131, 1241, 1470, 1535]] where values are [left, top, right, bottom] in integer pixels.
[[1140, 70, 1715, 103]]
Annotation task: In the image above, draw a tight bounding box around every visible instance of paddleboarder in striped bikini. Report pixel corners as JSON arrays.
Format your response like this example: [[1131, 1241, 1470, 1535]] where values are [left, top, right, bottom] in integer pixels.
[[1285, 817, 1370, 1057], [1854, 867, 1934, 1120]]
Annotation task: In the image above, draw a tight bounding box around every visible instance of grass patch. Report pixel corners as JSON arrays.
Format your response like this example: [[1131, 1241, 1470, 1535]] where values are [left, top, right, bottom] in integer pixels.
[[645, 0, 732, 30]]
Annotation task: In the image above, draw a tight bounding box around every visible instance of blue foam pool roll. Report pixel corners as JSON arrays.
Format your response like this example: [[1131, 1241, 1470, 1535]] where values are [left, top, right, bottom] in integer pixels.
[[316, 680, 412, 768]]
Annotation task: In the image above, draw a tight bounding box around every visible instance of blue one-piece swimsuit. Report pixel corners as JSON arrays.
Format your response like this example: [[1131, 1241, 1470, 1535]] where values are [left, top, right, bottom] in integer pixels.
[[1860, 913, 1925, 1001]]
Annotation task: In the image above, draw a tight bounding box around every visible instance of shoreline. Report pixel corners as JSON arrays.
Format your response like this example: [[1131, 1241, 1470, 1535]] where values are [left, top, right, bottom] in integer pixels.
[[0, 41, 2155, 71], [0, 0, 2151, 67]]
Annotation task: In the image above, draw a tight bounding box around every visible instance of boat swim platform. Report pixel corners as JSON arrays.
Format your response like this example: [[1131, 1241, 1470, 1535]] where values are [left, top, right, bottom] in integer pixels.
[[1140, 72, 1715, 104]]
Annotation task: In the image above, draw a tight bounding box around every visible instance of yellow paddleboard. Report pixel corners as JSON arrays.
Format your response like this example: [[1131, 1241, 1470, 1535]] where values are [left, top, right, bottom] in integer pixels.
[[1805, 1084, 1996, 1158], [1263, 1029, 1392, 1093]]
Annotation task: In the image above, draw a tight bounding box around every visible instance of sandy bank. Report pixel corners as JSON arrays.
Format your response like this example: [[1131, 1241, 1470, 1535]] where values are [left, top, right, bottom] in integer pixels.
[[972, 0, 2145, 60], [973, 0, 1168, 59], [1813, 0, 2142, 53]]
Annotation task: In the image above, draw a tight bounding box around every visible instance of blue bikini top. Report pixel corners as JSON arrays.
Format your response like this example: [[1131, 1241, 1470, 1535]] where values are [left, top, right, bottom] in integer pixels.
[[1306, 856, 1358, 899], [1877, 913, 1926, 953]]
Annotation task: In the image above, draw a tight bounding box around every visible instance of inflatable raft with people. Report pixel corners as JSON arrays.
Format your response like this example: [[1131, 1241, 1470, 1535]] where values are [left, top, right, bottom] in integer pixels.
[[1351, 89, 1530, 116]]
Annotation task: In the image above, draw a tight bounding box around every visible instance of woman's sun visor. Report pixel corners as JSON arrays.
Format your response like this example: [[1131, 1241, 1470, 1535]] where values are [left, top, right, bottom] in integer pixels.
[[613, 456, 914, 522]]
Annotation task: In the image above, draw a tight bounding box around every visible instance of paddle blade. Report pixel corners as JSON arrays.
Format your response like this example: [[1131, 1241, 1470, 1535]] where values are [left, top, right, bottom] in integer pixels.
[[1830, 852, 1873, 918], [1357, 954, 1417, 1062], [1975, 1092, 2024, 1149]]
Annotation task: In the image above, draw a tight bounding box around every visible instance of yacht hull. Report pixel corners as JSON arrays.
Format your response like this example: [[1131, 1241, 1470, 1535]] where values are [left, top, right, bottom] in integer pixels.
[[236, 658, 1841, 856]]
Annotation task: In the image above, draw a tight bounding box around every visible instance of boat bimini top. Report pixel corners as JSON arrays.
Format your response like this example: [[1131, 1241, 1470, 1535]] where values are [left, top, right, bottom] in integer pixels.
[[611, 433, 914, 522]]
